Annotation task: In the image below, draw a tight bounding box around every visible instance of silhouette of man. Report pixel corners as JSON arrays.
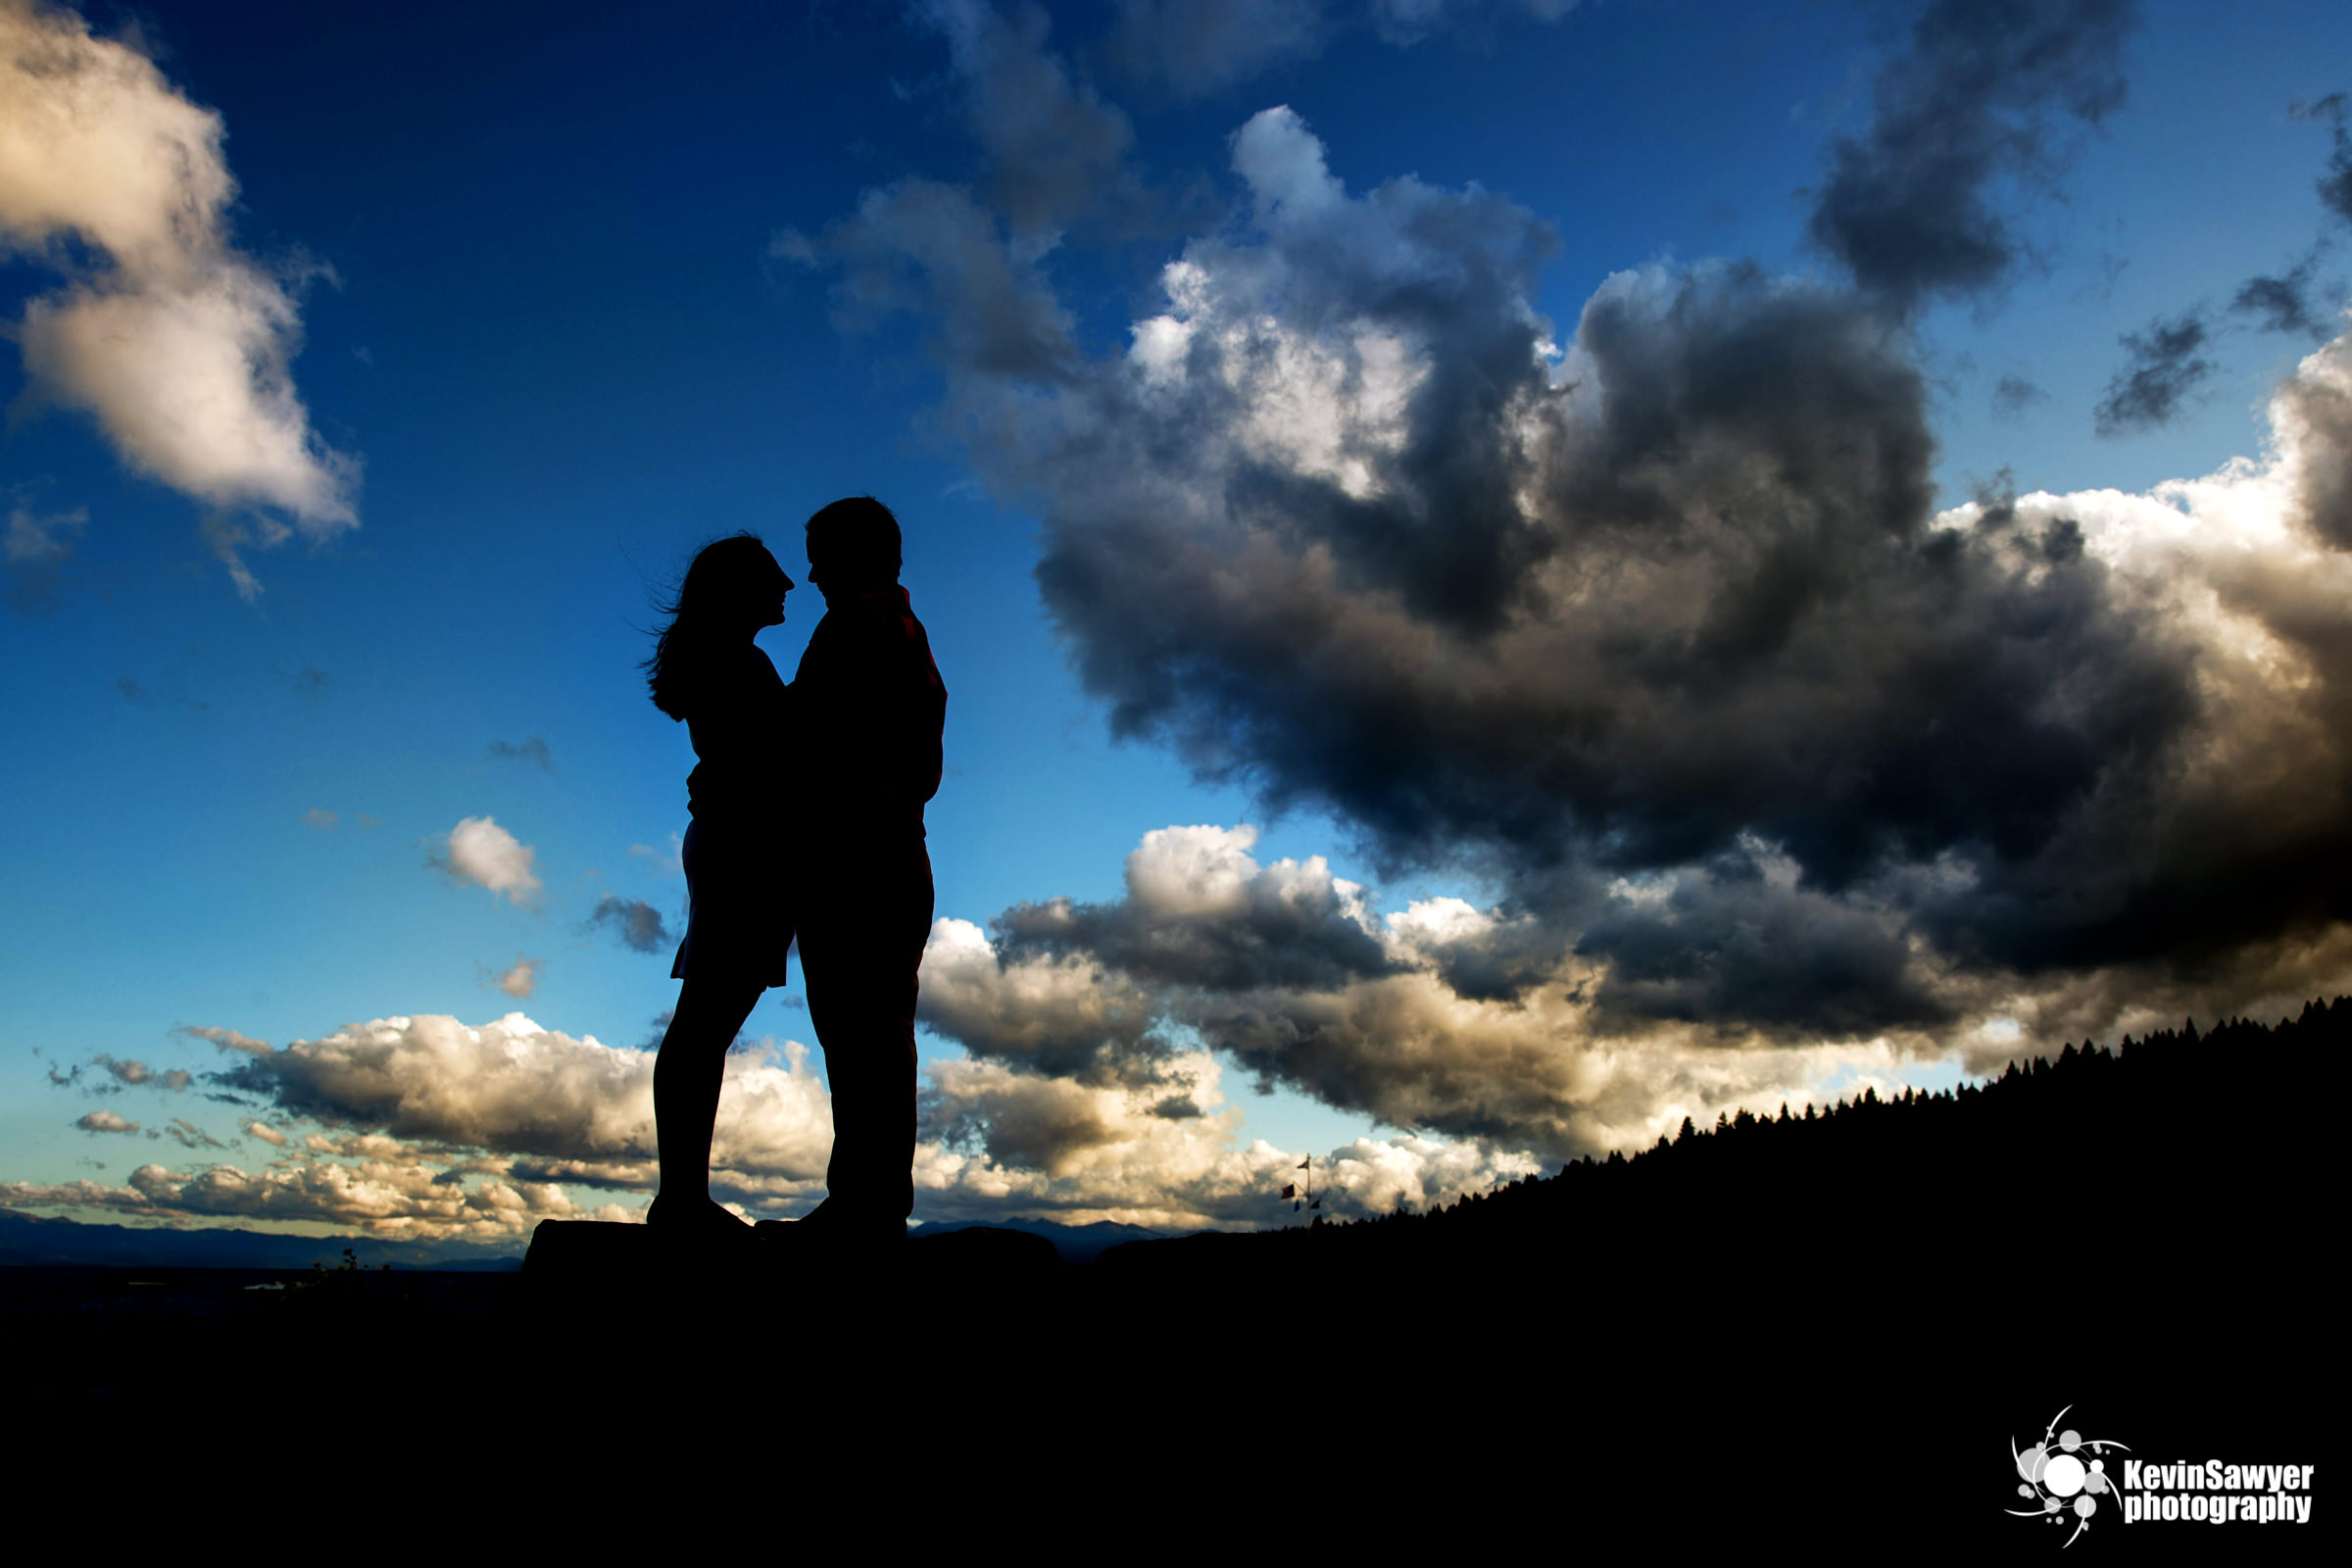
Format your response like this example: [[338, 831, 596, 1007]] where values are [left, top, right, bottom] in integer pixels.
[[791, 497, 946, 1248]]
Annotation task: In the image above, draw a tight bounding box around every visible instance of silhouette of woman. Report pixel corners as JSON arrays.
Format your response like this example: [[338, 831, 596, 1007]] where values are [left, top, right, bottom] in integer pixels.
[[641, 533, 795, 1234]]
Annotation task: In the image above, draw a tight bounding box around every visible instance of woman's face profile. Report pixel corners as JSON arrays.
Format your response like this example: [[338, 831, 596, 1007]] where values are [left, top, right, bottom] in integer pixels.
[[760, 558, 794, 629]]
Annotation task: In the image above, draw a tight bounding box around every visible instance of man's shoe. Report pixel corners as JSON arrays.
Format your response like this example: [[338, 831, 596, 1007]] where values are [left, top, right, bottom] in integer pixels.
[[646, 1193, 750, 1235]]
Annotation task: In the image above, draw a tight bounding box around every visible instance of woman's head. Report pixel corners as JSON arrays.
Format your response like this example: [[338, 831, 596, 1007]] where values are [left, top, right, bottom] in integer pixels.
[[643, 532, 793, 718]]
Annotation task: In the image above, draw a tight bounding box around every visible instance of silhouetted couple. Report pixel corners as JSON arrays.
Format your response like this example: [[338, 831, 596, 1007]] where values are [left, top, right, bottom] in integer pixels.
[[641, 497, 946, 1255]]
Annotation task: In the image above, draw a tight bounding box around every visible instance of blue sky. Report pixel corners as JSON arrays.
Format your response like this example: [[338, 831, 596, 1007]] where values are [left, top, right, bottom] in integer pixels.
[[6, 0, 2351, 1250]]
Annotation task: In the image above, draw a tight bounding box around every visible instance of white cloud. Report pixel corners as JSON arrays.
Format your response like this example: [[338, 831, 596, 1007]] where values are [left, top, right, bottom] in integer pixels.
[[20, 992, 1561, 1238], [917, 915, 1162, 1083], [74, 1108, 139, 1135], [0, 0, 357, 597], [0, 1159, 608, 1245], [915, 1052, 1537, 1228], [1123, 823, 1263, 918], [174, 1023, 271, 1056], [208, 1010, 835, 1193], [1231, 104, 1341, 222], [433, 816, 543, 906], [915, 824, 2076, 1162], [493, 956, 542, 999]]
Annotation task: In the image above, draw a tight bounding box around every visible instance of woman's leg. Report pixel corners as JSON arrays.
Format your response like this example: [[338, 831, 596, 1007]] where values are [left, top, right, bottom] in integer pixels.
[[653, 972, 763, 1213]]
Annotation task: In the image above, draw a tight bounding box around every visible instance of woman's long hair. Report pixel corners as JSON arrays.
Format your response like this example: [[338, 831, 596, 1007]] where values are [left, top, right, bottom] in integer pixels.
[[642, 532, 778, 720]]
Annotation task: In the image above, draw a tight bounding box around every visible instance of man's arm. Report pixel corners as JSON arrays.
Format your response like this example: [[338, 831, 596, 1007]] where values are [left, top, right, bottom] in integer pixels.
[[794, 592, 946, 825]]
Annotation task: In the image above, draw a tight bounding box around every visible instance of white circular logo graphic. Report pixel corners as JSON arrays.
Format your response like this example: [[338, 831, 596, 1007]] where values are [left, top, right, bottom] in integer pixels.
[[2009, 1406, 2130, 1546]]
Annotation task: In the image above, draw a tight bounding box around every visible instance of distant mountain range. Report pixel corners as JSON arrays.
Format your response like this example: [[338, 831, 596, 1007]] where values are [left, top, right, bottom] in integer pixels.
[[0, 1207, 1167, 1272], [906, 1215, 1163, 1264], [0, 1207, 523, 1271]]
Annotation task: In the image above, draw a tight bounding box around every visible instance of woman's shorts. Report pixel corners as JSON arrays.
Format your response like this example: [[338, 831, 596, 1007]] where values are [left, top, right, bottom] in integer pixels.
[[669, 817, 794, 987]]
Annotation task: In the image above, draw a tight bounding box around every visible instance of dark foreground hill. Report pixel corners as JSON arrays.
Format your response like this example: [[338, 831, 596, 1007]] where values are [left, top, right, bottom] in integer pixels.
[[11, 1003, 2340, 1554], [0, 1205, 1155, 1270]]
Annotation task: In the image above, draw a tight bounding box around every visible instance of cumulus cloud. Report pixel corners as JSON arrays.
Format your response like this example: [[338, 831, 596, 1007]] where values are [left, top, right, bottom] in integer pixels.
[[2094, 311, 2214, 436], [430, 816, 542, 906], [915, 1050, 1537, 1227], [75, 1109, 138, 1134], [0, 1160, 627, 1245], [588, 896, 669, 955], [4, 996, 1547, 1236], [1807, 0, 2137, 310], [489, 956, 542, 999], [918, 824, 1997, 1160], [792, 88, 2352, 1147], [0, 0, 358, 595], [204, 1011, 833, 1198]]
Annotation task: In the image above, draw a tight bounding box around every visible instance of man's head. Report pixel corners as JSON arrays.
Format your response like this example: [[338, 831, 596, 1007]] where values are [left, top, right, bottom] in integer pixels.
[[806, 496, 902, 598]]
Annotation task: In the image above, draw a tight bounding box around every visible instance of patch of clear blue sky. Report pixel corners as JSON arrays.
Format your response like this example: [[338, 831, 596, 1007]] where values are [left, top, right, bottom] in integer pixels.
[[5, 0, 2349, 1207]]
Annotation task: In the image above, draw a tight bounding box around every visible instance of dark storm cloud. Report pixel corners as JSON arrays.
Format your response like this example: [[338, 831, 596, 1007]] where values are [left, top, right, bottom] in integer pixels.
[[588, 896, 669, 955], [992, 873, 1394, 994], [1039, 247, 2193, 961], [1808, 0, 2138, 309], [2291, 93, 2352, 226], [2231, 257, 2324, 340], [2093, 311, 2213, 435], [1571, 845, 1949, 1035], [948, 105, 2345, 1038], [797, 62, 2352, 1155], [922, 1066, 1121, 1172]]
